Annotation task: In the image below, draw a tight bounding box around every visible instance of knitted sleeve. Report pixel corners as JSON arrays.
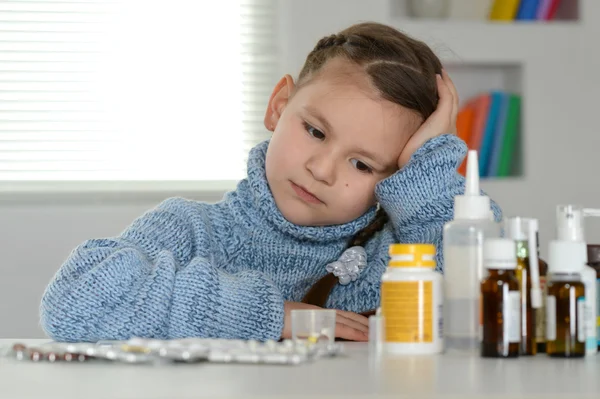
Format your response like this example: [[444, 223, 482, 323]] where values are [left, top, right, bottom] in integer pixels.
[[374, 134, 502, 271], [40, 198, 284, 342]]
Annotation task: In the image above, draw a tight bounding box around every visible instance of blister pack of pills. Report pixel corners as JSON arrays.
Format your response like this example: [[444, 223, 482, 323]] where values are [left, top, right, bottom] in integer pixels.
[[4, 337, 343, 366]]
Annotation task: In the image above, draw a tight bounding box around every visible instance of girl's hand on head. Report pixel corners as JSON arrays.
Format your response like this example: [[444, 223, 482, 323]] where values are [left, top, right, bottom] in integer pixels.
[[397, 69, 459, 169], [281, 301, 369, 342]]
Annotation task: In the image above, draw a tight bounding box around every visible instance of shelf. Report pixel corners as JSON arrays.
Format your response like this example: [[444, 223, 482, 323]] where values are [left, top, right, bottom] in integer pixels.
[[391, 0, 580, 23], [390, 19, 583, 63]]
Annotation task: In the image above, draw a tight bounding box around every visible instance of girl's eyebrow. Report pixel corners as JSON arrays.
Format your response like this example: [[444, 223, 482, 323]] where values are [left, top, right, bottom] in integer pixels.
[[302, 105, 333, 133]]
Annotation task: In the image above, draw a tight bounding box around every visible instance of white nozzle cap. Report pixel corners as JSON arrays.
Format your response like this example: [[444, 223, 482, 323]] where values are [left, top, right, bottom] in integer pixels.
[[583, 208, 600, 217], [454, 150, 491, 220], [548, 240, 587, 274], [526, 218, 542, 308], [505, 217, 528, 241], [557, 205, 585, 242], [484, 238, 517, 270]]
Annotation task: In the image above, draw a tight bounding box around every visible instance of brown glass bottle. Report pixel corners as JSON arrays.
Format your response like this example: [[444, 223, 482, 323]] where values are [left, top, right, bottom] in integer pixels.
[[546, 275, 586, 358], [586, 244, 600, 351], [536, 236, 549, 353], [515, 240, 536, 355], [481, 269, 521, 358]]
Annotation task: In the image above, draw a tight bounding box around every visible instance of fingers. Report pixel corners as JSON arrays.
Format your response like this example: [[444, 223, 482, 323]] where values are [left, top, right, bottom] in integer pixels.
[[333, 310, 369, 341], [441, 69, 459, 134], [442, 69, 459, 112], [336, 309, 369, 329], [335, 322, 369, 342], [433, 74, 454, 122], [335, 312, 369, 334]]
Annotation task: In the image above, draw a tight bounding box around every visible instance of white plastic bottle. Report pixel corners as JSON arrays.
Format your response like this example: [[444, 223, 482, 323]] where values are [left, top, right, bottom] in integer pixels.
[[443, 150, 500, 351], [381, 243, 443, 354]]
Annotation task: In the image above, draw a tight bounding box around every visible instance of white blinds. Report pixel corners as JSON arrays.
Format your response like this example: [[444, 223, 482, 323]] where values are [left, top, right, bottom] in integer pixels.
[[0, 0, 279, 182]]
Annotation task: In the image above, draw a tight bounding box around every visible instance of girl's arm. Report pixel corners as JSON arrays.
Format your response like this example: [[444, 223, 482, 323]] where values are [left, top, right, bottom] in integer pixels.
[[375, 134, 502, 271], [40, 198, 284, 342]]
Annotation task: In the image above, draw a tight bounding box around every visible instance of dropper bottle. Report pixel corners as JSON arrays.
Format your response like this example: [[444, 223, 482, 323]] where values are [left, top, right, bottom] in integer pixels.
[[443, 150, 501, 351]]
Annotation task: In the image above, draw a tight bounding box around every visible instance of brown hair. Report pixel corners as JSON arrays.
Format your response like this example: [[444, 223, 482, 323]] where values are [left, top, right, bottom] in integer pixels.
[[301, 22, 443, 307]]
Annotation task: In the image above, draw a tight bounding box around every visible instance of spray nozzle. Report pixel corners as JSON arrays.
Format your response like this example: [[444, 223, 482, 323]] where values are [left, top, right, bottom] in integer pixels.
[[556, 205, 600, 243], [454, 150, 491, 220]]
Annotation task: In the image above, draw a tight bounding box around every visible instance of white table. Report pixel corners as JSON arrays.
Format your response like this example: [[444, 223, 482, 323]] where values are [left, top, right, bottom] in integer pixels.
[[0, 339, 598, 399]]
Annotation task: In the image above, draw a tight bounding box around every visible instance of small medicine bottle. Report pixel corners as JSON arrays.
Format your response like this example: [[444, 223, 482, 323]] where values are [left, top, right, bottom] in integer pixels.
[[481, 238, 521, 358], [381, 243, 443, 354], [546, 240, 586, 358], [505, 217, 537, 355], [525, 219, 549, 354]]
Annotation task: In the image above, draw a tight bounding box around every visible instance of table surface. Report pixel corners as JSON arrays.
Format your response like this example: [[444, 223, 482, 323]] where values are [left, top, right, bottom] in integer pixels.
[[0, 339, 598, 399]]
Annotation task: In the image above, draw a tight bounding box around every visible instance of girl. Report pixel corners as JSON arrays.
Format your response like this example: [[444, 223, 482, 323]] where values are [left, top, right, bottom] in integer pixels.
[[40, 22, 501, 343]]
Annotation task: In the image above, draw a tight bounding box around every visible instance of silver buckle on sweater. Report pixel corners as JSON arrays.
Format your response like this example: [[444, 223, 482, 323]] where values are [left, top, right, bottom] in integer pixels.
[[325, 246, 367, 285]]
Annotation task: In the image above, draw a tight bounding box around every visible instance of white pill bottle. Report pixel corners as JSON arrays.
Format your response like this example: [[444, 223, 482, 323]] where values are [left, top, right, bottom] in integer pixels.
[[381, 243, 443, 354]]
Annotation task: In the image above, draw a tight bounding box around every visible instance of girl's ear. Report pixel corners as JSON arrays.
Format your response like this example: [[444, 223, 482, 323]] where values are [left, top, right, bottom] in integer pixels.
[[264, 74, 295, 132]]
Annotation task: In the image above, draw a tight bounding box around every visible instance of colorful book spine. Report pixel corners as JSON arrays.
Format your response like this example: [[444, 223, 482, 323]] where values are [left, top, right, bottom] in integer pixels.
[[516, 0, 540, 20], [537, 0, 561, 20], [455, 91, 521, 178], [497, 95, 521, 177], [489, 0, 521, 20], [456, 101, 476, 176], [478, 91, 503, 177], [487, 92, 510, 176]]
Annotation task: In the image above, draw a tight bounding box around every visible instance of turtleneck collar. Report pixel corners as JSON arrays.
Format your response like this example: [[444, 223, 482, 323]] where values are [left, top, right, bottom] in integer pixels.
[[227, 140, 377, 243]]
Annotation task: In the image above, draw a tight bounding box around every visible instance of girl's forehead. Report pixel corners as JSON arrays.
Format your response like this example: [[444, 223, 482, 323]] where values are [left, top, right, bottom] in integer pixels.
[[295, 79, 420, 168], [298, 76, 420, 135]]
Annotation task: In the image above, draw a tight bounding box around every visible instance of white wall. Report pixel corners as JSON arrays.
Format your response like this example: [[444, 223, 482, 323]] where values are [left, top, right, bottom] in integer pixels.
[[2, 0, 600, 338]]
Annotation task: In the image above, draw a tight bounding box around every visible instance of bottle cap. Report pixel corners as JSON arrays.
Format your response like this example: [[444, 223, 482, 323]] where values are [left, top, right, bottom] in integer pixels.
[[454, 150, 491, 220], [484, 238, 517, 270], [388, 244, 435, 268], [548, 240, 586, 274], [505, 217, 528, 241]]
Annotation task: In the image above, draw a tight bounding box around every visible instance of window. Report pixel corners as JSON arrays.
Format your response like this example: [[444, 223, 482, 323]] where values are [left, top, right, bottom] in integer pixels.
[[0, 0, 278, 186]]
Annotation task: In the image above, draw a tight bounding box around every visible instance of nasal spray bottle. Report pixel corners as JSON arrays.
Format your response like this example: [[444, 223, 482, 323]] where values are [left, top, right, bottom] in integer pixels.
[[555, 205, 598, 356], [443, 150, 500, 351]]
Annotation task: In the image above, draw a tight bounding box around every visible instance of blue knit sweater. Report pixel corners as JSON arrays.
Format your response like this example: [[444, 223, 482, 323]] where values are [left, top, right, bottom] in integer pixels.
[[40, 134, 501, 342]]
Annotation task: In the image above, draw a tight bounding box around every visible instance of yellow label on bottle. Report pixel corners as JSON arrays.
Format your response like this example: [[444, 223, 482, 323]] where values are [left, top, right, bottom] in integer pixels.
[[381, 281, 433, 343]]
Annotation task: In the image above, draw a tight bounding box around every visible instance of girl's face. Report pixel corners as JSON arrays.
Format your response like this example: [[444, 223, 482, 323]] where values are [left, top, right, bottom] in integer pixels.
[[264, 58, 421, 226]]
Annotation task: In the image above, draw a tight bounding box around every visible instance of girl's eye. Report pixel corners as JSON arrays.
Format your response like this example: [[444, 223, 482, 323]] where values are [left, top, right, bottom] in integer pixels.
[[351, 159, 372, 173], [303, 121, 325, 140]]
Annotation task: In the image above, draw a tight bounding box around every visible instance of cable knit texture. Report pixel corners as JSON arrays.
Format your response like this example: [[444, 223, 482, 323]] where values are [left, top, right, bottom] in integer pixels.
[[40, 134, 502, 342]]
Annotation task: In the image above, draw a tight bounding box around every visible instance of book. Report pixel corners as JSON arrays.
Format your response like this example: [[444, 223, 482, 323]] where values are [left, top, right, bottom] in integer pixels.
[[489, 0, 521, 20], [456, 101, 476, 175], [537, 0, 561, 20], [487, 92, 510, 176], [478, 91, 504, 177], [497, 95, 521, 177], [516, 0, 540, 20], [468, 94, 491, 154]]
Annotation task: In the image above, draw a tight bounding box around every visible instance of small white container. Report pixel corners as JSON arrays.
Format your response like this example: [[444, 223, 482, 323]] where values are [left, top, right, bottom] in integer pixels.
[[381, 244, 443, 354]]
